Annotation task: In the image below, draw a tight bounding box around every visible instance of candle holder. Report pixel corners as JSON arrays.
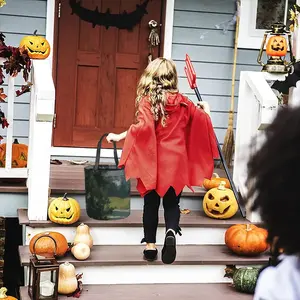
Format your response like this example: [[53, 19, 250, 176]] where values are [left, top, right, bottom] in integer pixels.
[[28, 235, 59, 300]]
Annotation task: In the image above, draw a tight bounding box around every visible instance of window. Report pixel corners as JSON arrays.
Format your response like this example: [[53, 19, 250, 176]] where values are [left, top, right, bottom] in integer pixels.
[[238, 0, 296, 49]]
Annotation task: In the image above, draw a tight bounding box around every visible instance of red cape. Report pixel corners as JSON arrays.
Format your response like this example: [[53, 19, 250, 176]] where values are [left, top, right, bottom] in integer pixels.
[[119, 93, 219, 197]]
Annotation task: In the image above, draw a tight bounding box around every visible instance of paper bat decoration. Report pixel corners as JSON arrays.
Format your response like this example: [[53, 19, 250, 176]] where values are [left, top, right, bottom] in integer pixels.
[[69, 0, 149, 30], [271, 61, 300, 94]]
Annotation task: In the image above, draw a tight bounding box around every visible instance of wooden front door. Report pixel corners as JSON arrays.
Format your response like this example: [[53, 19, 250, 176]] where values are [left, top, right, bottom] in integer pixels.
[[53, 0, 164, 148]]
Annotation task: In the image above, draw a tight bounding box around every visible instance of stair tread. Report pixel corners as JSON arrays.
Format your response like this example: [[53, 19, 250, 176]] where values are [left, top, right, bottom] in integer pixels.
[[19, 244, 268, 266], [20, 283, 252, 299], [20, 283, 254, 299], [18, 208, 253, 228]]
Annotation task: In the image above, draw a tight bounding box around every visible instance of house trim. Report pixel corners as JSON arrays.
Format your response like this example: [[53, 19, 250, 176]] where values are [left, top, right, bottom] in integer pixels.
[[48, 0, 175, 158]]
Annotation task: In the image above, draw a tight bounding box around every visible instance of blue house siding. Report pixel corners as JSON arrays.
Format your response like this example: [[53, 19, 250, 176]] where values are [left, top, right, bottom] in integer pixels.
[[0, 0, 47, 145], [172, 0, 260, 145]]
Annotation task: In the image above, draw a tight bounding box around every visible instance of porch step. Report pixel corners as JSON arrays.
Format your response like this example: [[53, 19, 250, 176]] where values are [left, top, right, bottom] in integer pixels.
[[19, 244, 267, 284], [19, 244, 269, 267], [19, 209, 252, 245], [20, 283, 253, 300]]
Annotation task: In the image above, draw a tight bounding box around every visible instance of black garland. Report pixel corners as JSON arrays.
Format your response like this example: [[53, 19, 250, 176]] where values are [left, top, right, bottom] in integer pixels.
[[69, 0, 150, 30]]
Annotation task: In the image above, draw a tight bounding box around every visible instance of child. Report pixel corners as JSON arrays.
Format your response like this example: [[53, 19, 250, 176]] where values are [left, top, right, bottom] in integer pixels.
[[107, 58, 218, 264], [246, 106, 300, 299]]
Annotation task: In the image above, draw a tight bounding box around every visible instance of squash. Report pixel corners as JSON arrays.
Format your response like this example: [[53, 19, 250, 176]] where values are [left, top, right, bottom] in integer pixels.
[[225, 224, 268, 256], [19, 30, 50, 59], [266, 35, 288, 57], [29, 231, 68, 258], [0, 139, 28, 168], [225, 265, 260, 294], [0, 287, 17, 300], [71, 243, 90, 260], [73, 223, 93, 248], [48, 193, 81, 225], [203, 181, 238, 219], [203, 173, 230, 190], [58, 262, 78, 295]]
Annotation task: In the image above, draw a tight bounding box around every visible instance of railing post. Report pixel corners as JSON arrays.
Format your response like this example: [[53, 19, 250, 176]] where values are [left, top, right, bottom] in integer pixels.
[[5, 76, 15, 170], [27, 60, 55, 221]]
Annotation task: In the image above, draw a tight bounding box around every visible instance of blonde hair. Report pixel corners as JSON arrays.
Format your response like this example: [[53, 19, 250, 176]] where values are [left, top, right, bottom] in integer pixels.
[[136, 57, 178, 126]]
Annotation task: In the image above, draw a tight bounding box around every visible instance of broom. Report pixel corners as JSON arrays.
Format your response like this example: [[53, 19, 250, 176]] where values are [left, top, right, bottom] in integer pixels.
[[221, 0, 240, 168]]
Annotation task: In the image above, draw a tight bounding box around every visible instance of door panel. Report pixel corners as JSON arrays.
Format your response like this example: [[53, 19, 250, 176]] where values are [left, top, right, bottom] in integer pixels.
[[53, 0, 164, 148]]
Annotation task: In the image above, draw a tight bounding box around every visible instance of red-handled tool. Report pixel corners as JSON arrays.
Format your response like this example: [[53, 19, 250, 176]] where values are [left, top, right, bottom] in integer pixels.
[[185, 54, 246, 218]]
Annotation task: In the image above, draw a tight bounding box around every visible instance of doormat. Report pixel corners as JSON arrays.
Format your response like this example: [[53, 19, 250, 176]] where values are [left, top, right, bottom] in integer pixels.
[[69, 0, 150, 30]]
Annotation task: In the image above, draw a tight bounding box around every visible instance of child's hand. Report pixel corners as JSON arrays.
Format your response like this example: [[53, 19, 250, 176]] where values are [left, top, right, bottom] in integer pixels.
[[106, 133, 120, 143], [197, 101, 211, 116]]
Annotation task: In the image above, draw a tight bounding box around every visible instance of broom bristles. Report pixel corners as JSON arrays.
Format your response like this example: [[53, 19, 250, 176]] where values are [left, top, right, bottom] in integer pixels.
[[221, 125, 235, 168]]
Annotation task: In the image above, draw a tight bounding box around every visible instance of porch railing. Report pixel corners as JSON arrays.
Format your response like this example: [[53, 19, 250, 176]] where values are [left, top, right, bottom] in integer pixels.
[[0, 59, 55, 221], [233, 71, 284, 222]]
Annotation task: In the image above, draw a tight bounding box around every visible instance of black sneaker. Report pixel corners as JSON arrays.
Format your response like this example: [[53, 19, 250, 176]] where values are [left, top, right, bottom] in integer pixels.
[[143, 248, 158, 261], [162, 229, 176, 264]]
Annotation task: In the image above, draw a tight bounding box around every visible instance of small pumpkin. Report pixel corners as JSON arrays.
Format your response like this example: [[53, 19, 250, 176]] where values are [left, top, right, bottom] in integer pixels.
[[0, 287, 17, 300], [203, 173, 230, 190], [225, 224, 268, 256], [29, 231, 69, 257], [0, 139, 28, 168], [203, 181, 238, 219], [48, 193, 81, 225], [58, 262, 78, 295], [73, 223, 93, 248], [225, 265, 260, 294], [266, 35, 288, 57], [71, 242, 90, 260], [19, 30, 51, 59]]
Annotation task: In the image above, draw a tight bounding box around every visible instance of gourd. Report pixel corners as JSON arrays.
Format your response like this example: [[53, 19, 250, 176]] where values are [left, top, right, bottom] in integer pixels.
[[203, 173, 230, 190], [19, 30, 51, 59], [266, 35, 288, 57], [71, 243, 90, 260], [0, 287, 17, 300], [225, 265, 260, 294], [225, 224, 268, 256], [29, 231, 69, 257], [73, 223, 93, 248], [48, 193, 81, 225], [0, 139, 28, 168], [203, 181, 238, 219], [58, 262, 78, 295]]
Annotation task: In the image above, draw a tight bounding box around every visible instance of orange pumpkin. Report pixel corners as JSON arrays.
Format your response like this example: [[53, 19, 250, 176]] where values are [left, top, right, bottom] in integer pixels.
[[203, 173, 230, 190], [29, 231, 69, 258], [0, 139, 28, 168], [266, 35, 288, 57], [225, 224, 268, 256]]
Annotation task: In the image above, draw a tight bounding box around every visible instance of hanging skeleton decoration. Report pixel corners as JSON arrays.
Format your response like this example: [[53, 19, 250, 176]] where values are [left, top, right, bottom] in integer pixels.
[[148, 20, 160, 63], [69, 0, 150, 30]]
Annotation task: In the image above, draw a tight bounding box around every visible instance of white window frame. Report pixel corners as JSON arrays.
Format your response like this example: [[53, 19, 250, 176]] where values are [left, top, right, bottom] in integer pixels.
[[238, 0, 291, 49]]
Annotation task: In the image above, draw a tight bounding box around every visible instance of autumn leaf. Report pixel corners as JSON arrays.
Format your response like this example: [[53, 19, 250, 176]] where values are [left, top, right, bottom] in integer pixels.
[[16, 82, 32, 97], [0, 88, 6, 102]]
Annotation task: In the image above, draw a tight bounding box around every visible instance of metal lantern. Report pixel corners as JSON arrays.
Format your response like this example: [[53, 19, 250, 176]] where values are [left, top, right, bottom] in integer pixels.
[[28, 235, 59, 300], [257, 22, 295, 73]]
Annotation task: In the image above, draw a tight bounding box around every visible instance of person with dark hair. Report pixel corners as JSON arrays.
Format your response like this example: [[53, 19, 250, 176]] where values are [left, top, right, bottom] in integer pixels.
[[246, 106, 300, 299]]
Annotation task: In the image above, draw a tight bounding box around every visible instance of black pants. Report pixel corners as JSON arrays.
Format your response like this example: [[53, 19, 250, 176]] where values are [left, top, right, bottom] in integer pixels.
[[142, 187, 182, 243]]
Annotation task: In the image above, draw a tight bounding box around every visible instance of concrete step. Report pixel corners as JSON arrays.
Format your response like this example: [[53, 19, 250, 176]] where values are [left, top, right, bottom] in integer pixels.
[[19, 244, 268, 285], [19, 209, 252, 245], [20, 283, 253, 300]]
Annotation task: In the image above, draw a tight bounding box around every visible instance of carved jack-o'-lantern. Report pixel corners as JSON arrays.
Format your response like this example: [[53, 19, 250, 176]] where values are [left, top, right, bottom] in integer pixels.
[[48, 193, 81, 225], [19, 30, 50, 59], [203, 181, 238, 219], [266, 35, 288, 57]]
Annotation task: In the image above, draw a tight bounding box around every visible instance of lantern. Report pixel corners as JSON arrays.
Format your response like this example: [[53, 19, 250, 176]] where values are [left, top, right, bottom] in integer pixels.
[[28, 234, 59, 300], [257, 22, 294, 73]]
